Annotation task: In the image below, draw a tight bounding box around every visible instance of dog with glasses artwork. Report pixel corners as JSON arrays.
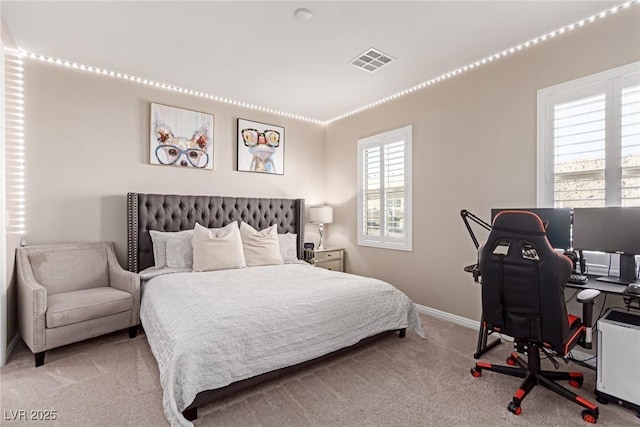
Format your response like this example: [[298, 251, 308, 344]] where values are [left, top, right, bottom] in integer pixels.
[[238, 118, 284, 174], [150, 103, 213, 169]]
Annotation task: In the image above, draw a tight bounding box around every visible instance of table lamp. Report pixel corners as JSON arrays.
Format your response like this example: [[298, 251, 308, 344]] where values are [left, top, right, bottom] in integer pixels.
[[309, 206, 333, 250]]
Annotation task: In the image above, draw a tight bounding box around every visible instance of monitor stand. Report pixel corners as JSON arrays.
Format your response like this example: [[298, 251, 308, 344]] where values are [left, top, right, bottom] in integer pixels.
[[596, 276, 634, 286], [597, 254, 639, 286]]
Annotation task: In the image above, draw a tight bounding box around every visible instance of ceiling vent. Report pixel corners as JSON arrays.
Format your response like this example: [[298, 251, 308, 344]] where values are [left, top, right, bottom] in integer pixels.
[[350, 48, 394, 73]]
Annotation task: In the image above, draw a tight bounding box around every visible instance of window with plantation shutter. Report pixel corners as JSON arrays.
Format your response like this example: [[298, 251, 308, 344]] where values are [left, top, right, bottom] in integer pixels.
[[357, 126, 412, 251], [622, 83, 640, 206], [538, 62, 640, 209]]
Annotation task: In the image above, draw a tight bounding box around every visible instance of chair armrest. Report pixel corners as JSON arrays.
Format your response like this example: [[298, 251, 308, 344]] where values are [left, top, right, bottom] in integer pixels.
[[576, 288, 601, 304], [575, 289, 601, 349], [106, 244, 140, 325], [16, 249, 47, 353]]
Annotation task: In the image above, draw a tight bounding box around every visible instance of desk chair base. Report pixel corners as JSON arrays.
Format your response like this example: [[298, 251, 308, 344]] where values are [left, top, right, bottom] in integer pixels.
[[471, 349, 599, 423]]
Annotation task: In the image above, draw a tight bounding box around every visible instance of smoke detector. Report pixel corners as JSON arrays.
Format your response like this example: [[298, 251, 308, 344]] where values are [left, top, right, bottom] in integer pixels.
[[350, 48, 394, 73]]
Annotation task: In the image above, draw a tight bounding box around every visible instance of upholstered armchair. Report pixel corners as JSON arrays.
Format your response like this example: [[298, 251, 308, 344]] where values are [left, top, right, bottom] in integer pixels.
[[17, 242, 140, 367]]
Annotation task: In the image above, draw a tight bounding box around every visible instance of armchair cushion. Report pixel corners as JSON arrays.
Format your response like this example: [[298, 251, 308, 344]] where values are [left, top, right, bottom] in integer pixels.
[[46, 287, 133, 329], [29, 246, 109, 295]]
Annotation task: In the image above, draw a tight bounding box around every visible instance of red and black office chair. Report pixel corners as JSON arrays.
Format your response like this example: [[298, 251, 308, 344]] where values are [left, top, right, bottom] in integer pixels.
[[470, 210, 601, 423]]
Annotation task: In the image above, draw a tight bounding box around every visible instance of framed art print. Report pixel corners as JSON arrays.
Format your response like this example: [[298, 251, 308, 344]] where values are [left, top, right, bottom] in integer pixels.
[[237, 118, 284, 175], [150, 103, 214, 169]]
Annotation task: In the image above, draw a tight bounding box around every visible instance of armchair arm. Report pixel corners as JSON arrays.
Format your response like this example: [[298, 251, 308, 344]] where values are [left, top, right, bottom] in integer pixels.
[[16, 249, 47, 353], [106, 243, 140, 325], [576, 288, 601, 349]]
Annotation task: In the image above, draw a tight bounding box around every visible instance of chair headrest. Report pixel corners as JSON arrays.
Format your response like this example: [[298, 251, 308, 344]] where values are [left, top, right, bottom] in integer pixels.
[[492, 210, 546, 236]]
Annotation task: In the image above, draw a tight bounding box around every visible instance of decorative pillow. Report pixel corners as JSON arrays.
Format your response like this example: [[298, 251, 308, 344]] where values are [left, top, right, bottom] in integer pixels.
[[149, 229, 193, 268], [192, 222, 246, 272], [278, 233, 298, 263], [166, 235, 193, 268], [240, 222, 284, 266]]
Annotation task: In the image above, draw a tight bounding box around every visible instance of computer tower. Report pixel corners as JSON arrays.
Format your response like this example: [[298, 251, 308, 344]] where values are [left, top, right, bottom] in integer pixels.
[[596, 308, 640, 414]]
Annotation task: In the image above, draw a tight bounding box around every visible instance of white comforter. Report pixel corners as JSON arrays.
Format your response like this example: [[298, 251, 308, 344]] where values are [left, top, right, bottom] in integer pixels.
[[140, 263, 425, 427]]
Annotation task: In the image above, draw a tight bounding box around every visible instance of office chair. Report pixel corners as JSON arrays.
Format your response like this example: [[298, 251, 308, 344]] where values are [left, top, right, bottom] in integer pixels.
[[470, 210, 601, 423]]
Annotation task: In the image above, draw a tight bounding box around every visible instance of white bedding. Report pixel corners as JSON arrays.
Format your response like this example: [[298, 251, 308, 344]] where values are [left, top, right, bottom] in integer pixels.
[[140, 263, 425, 426]]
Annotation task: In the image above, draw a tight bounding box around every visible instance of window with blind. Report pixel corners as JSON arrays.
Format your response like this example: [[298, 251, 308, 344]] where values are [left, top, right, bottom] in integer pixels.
[[357, 125, 412, 251], [537, 62, 640, 209]]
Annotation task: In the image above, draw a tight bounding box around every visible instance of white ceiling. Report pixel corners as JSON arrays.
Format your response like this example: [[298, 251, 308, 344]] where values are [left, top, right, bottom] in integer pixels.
[[1, 1, 625, 122]]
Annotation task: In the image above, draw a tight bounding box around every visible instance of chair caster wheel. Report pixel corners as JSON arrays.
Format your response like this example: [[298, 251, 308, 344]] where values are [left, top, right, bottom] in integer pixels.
[[470, 367, 481, 378], [582, 410, 597, 424], [569, 379, 583, 388], [506, 356, 516, 366], [508, 401, 522, 415]]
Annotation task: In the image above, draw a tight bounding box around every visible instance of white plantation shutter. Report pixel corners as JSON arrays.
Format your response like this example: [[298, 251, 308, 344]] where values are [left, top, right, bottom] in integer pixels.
[[363, 146, 381, 236], [621, 83, 640, 206], [358, 126, 412, 251], [384, 141, 405, 237], [553, 93, 606, 207], [538, 62, 640, 209]]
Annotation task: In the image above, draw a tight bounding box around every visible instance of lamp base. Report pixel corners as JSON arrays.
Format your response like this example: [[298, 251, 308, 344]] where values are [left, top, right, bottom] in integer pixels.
[[318, 223, 325, 250]]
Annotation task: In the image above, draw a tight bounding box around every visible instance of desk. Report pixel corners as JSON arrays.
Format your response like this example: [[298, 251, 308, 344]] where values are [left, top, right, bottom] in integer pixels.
[[566, 276, 628, 295]]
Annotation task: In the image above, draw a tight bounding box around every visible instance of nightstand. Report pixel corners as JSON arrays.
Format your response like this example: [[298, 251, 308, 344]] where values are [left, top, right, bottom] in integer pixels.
[[304, 248, 345, 272]]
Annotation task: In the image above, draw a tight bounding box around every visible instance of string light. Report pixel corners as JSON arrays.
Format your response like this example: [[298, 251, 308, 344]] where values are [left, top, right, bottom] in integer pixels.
[[11, 49, 324, 125], [4, 50, 26, 235], [10, 0, 638, 126]]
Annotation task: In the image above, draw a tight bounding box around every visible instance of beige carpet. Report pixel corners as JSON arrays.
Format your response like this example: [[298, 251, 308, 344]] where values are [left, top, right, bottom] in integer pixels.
[[1, 314, 637, 426]]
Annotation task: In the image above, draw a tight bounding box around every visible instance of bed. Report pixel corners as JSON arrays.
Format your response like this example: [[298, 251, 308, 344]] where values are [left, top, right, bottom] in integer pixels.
[[127, 193, 425, 426]]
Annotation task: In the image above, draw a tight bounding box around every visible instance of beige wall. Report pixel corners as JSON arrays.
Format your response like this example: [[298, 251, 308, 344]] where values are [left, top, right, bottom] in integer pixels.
[[324, 9, 640, 321], [23, 62, 327, 267]]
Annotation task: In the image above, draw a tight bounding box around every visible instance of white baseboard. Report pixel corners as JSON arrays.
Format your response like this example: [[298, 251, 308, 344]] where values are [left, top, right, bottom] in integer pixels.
[[415, 303, 480, 330]]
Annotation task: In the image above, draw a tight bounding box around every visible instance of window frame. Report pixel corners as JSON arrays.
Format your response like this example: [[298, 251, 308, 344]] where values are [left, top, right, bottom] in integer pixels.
[[536, 61, 640, 207], [357, 125, 413, 251]]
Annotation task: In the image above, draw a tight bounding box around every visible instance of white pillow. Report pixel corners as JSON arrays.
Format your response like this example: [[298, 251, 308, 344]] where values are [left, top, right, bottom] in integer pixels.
[[278, 233, 298, 262], [240, 222, 284, 266], [192, 222, 246, 272], [149, 229, 193, 268], [166, 235, 193, 268]]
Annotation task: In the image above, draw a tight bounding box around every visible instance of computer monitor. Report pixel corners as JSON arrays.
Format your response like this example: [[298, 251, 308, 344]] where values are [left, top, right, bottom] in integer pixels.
[[490, 208, 572, 250], [573, 207, 640, 285]]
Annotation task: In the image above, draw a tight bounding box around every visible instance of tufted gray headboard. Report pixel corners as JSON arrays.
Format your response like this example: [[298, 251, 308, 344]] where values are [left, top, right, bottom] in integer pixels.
[[126, 193, 305, 272]]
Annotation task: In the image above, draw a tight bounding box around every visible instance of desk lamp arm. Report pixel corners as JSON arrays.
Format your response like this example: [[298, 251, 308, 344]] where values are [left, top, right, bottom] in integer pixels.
[[460, 209, 491, 250]]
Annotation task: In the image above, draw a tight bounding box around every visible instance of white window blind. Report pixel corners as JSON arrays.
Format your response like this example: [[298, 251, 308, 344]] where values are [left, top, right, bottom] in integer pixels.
[[357, 126, 412, 251], [538, 62, 640, 209], [621, 83, 640, 206], [553, 93, 606, 207]]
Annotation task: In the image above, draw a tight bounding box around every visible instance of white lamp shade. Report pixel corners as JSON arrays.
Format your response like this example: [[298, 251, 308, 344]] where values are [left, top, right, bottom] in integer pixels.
[[309, 206, 333, 224]]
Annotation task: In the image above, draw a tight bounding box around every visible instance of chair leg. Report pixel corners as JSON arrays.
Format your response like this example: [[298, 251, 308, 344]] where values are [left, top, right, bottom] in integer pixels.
[[538, 374, 599, 415], [128, 325, 138, 338], [473, 361, 528, 379], [511, 371, 537, 407], [35, 352, 45, 367]]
